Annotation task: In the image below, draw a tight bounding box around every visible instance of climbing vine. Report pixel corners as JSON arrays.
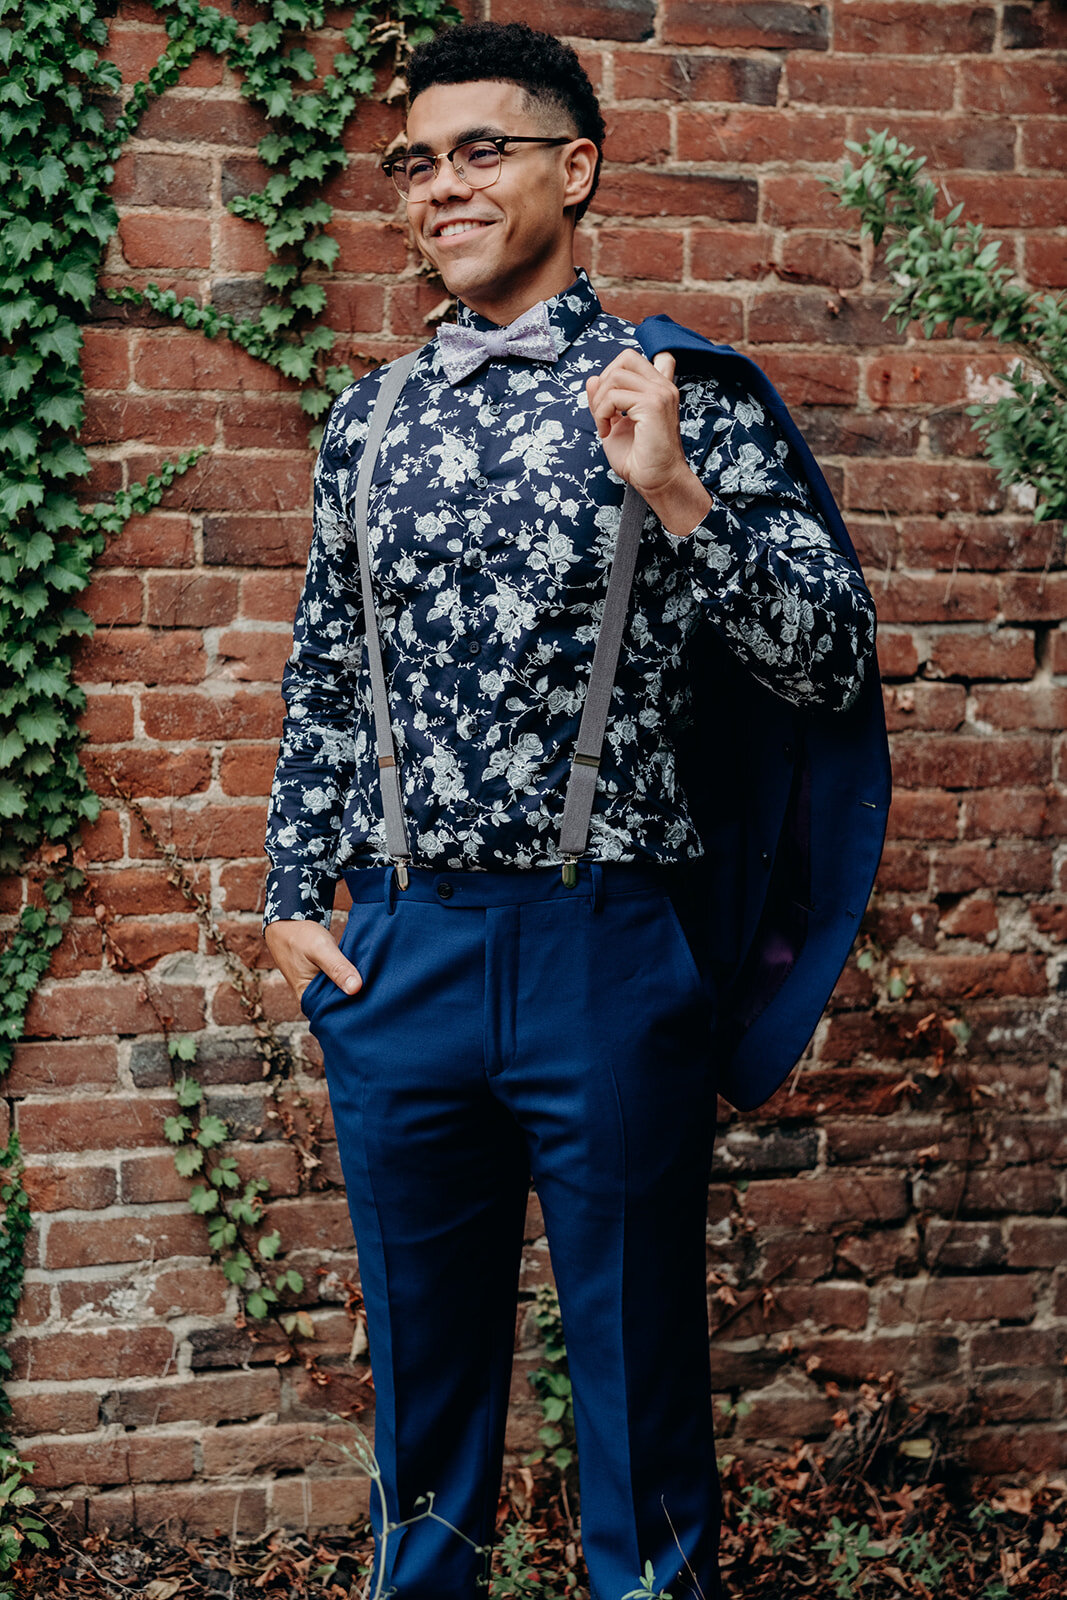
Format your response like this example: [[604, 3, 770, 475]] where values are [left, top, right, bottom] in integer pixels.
[[0, 0, 457, 1523]]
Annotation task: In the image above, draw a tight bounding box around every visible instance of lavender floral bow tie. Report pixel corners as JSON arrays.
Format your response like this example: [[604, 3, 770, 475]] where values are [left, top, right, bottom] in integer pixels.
[[436, 301, 559, 385]]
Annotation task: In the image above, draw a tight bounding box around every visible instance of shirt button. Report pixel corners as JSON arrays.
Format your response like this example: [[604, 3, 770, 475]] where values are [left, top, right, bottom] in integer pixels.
[[436, 879, 454, 900], [461, 800, 478, 818], [760, 850, 772, 867], [465, 549, 483, 569], [466, 638, 481, 656], [475, 475, 489, 489]]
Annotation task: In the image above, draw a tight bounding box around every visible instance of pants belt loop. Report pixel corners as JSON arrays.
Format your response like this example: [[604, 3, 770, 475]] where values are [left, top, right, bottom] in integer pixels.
[[591, 861, 604, 913], [384, 863, 398, 915]]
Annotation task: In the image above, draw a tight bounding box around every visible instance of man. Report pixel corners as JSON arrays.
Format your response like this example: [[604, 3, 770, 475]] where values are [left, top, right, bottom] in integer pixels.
[[264, 20, 883, 1600]]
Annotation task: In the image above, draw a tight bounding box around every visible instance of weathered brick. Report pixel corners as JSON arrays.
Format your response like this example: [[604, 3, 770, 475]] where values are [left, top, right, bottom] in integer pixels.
[[879, 1275, 1034, 1327], [926, 628, 1035, 680]]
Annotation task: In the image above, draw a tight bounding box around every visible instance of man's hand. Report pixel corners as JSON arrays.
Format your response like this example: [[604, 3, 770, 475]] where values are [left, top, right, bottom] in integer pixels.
[[264, 919, 363, 1004], [585, 349, 713, 538]]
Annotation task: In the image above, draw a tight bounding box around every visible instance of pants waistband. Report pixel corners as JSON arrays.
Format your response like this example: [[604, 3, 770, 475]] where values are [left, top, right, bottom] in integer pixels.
[[343, 861, 691, 910]]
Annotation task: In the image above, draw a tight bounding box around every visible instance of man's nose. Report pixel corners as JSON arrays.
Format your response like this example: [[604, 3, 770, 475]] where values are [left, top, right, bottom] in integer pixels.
[[425, 154, 474, 204]]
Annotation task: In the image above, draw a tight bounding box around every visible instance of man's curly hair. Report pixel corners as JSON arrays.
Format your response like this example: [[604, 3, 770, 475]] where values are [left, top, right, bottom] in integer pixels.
[[406, 22, 605, 224]]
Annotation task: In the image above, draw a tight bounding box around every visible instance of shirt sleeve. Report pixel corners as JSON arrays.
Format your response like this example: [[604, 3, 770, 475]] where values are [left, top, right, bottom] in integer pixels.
[[263, 391, 367, 927], [668, 373, 876, 714]]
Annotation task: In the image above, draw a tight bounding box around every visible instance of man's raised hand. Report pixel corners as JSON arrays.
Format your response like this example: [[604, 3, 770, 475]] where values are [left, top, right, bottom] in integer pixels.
[[264, 920, 362, 1003], [585, 349, 712, 538]]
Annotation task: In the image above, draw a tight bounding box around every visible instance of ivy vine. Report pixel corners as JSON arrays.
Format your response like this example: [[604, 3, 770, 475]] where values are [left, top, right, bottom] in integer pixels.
[[0, 0, 457, 1532]]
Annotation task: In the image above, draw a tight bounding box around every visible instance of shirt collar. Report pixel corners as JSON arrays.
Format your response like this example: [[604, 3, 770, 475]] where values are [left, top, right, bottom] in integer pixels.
[[451, 266, 602, 360]]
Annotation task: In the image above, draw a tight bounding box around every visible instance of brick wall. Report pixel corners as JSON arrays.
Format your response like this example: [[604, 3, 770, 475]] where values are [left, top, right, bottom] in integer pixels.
[[8, 0, 1067, 1539]]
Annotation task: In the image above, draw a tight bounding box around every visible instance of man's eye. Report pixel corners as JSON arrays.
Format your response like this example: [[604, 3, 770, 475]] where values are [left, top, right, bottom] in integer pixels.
[[406, 158, 435, 180], [463, 143, 500, 166]]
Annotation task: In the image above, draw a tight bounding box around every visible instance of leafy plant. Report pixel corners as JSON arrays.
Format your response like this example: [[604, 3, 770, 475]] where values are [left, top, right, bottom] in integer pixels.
[[0, 1446, 48, 1595], [828, 129, 1067, 525], [812, 1516, 886, 1597], [524, 1285, 576, 1484], [622, 1561, 672, 1600]]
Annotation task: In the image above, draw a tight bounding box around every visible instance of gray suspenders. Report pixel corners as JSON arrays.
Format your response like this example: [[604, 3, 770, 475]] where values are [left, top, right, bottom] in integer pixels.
[[348, 347, 649, 889]]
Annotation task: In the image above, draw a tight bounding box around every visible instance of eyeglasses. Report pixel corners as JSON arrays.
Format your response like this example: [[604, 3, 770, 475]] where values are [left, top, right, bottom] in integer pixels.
[[383, 135, 575, 199]]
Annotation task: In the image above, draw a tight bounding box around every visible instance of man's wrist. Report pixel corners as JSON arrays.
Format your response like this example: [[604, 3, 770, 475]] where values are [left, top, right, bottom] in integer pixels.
[[642, 467, 714, 539]]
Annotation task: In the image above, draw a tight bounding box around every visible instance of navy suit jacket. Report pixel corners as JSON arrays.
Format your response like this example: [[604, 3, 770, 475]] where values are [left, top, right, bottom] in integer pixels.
[[635, 314, 892, 1112]]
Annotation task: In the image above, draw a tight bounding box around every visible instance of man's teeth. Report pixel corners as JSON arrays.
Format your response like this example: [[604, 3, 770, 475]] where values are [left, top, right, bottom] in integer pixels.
[[438, 221, 489, 237]]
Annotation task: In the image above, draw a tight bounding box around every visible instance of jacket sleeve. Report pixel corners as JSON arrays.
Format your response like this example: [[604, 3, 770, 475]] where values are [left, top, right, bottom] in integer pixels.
[[263, 393, 367, 927], [667, 371, 876, 714]]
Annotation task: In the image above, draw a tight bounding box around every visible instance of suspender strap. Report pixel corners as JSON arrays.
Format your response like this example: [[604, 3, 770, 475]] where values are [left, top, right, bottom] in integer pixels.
[[350, 348, 648, 883], [558, 483, 646, 864], [350, 349, 421, 878]]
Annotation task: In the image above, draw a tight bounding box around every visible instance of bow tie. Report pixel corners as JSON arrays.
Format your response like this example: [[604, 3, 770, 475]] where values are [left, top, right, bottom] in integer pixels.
[[436, 301, 559, 385]]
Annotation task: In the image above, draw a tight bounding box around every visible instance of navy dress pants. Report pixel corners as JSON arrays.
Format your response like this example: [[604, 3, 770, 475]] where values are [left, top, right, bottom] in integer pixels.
[[301, 861, 726, 1600]]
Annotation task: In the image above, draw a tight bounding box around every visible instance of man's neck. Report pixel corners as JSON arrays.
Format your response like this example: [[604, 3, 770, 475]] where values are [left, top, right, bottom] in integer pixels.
[[459, 263, 580, 328]]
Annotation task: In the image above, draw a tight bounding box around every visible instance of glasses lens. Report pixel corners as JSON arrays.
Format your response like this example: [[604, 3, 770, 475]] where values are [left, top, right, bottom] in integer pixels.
[[452, 141, 502, 186]]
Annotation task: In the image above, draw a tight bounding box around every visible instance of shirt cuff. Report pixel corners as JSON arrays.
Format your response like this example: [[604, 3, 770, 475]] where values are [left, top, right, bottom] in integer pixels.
[[263, 865, 338, 930]]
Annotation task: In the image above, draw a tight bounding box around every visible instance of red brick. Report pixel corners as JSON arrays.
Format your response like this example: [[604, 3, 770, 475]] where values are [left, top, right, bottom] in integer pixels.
[[787, 56, 955, 111], [909, 951, 1047, 1001], [22, 980, 204, 1042], [26, 1435, 132, 1490], [9, 1391, 101, 1436], [81, 574, 143, 626], [118, 214, 211, 270], [603, 108, 672, 165], [847, 461, 1004, 517], [880, 1275, 1033, 1328], [999, 573, 1067, 621], [217, 627, 293, 682], [219, 862, 267, 914], [7, 1040, 120, 1094], [715, 1282, 869, 1339], [82, 392, 217, 449], [95, 512, 195, 569], [490, 0, 655, 40], [133, 1482, 269, 1537], [592, 170, 758, 221], [22, 1163, 117, 1211], [662, 0, 828, 47], [960, 58, 1067, 115], [81, 329, 132, 389], [884, 682, 965, 731], [778, 232, 862, 289], [689, 227, 774, 283], [320, 280, 389, 337], [145, 574, 239, 628], [596, 227, 685, 281], [203, 513, 311, 567], [200, 1419, 356, 1478], [212, 971, 302, 1026], [85, 745, 213, 799], [1051, 626, 1067, 671], [757, 350, 860, 405], [77, 627, 205, 685], [948, 175, 1067, 230], [742, 1173, 908, 1229], [886, 789, 958, 841], [239, 571, 304, 623], [106, 920, 201, 969], [221, 395, 314, 452], [98, 1370, 281, 1428], [876, 627, 919, 678], [600, 288, 743, 341], [1031, 902, 1067, 940], [875, 573, 999, 623], [939, 896, 998, 938], [16, 1092, 179, 1155], [1025, 234, 1067, 289], [926, 628, 1035, 680], [614, 51, 780, 105], [750, 287, 906, 345], [1021, 119, 1067, 171], [867, 352, 1012, 409], [135, 93, 267, 147], [836, 1, 994, 52], [220, 745, 277, 796], [17, 1326, 176, 1383], [132, 332, 285, 393], [1004, 0, 1067, 46], [973, 684, 1067, 730], [928, 841, 1052, 894], [79, 693, 136, 744], [677, 109, 846, 165], [73, 866, 190, 916], [268, 1473, 372, 1532], [848, 115, 1015, 173], [44, 1212, 210, 1270], [79, 810, 127, 862], [127, 801, 268, 860], [135, 451, 312, 515], [1005, 1218, 1067, 1269], [140, 689, 281, 741], [215, 213, 272, 273], [111, 149, 214, 208]]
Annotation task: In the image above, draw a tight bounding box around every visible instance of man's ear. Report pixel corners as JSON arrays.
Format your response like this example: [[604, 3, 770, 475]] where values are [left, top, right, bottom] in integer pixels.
[[561, 138, 598, 215]]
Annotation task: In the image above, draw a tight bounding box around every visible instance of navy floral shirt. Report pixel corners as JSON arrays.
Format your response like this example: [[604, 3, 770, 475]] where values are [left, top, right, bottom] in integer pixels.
[[264, 267, 875, 925]]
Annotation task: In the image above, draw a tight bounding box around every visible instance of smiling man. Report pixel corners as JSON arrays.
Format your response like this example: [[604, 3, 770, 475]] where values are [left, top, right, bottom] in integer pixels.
[[263, 19, 881, 1600]]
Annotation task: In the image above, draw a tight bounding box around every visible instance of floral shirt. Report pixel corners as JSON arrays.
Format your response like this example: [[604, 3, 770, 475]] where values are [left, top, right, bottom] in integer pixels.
[[264, 267, 875, 925]]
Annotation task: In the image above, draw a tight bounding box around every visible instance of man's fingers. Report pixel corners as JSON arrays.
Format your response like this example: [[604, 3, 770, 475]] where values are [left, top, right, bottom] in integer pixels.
[[324, 947, 362, 996], [264, 919, 363, 1000], [653, 351, 676, 382]]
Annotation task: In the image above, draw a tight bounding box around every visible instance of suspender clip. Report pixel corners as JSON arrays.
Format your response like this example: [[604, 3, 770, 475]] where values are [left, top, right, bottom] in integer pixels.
[[561, 856, 578, 889], [394, 859, 410, 891]]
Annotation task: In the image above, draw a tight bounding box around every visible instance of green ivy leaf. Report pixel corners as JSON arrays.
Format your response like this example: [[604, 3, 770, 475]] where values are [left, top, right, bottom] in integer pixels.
[[196, 1114, 229, 1148]]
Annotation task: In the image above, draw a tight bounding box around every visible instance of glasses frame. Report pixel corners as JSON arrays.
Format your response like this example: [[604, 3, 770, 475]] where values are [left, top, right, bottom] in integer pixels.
[[383, 134, 575, 199]]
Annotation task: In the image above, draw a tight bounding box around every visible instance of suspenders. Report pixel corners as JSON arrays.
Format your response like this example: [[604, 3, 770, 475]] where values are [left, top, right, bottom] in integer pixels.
[[348, 348, 649, 889]]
